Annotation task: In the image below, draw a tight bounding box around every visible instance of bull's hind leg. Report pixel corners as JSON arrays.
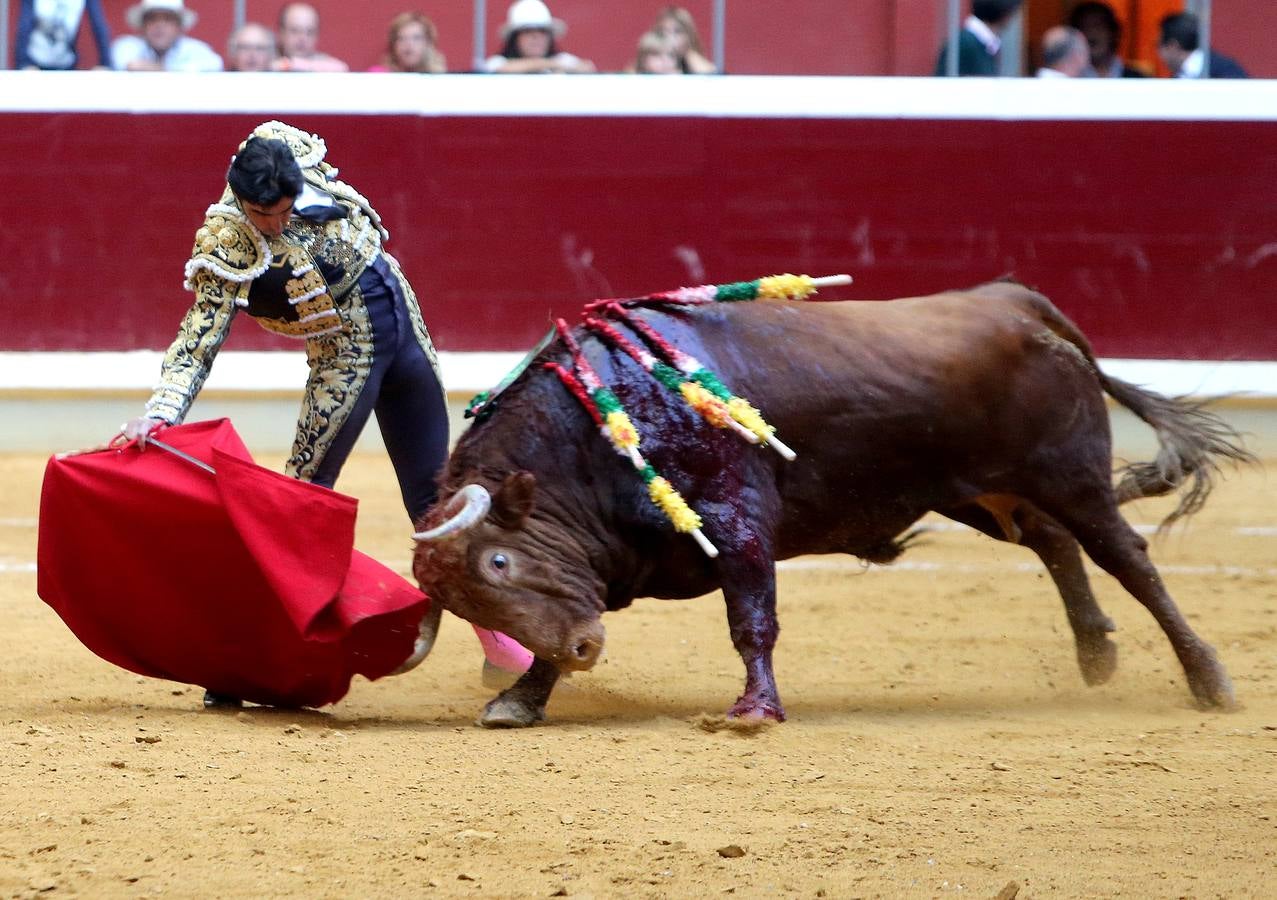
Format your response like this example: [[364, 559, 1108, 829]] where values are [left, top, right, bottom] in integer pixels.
[[1036, 493, 1234, 709], [1018, 509, 1120, 685], [945, 503, 1119, 686]]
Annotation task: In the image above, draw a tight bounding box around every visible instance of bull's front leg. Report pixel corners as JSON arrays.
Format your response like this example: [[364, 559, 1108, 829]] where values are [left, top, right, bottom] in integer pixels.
[[478, 657, 560, 728], [720, 545, 785, 721]]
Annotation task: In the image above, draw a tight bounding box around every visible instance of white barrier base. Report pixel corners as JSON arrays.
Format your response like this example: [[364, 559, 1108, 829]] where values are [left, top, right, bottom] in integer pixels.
[[0, 351, 1273, 399], [2, 352, 1274, 456]]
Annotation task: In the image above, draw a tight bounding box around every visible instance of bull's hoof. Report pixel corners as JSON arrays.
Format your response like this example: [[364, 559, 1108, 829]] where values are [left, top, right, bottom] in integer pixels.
[[478, 693, 545, 728], [727, 697, 786, 722], [1076, 635, 1119, 686], [1187, 660, 1236, 711]]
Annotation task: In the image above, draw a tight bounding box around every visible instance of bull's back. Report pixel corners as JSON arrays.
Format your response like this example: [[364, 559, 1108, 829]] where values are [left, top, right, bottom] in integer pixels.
[[644, 287, 1107, 557], [656, 287, 1072, 431]]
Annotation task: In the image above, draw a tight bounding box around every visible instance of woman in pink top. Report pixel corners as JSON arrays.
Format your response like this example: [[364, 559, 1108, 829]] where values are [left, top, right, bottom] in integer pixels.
[[367, 11, 446, 73]]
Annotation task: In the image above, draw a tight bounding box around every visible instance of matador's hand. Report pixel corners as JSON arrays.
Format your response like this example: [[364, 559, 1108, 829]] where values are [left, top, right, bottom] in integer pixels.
[[120, 415, 166, 447]]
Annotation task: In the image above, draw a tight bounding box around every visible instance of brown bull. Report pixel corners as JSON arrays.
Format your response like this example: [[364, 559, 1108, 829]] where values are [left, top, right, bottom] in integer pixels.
[[412, 282, 1252, 727]]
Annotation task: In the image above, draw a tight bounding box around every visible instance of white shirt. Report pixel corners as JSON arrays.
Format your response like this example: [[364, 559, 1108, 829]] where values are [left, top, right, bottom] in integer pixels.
[[27, 0, 88, 69], [111, 34, 223, 72], [1035, 67, 1070, 79], [964, 15, 1001, 56], [1177, 48, 1206, 78], [482, 51, 583, 73]]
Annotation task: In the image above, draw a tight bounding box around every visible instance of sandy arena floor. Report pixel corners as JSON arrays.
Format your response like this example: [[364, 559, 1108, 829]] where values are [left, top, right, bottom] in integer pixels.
[[1, 449, 1274, 899]]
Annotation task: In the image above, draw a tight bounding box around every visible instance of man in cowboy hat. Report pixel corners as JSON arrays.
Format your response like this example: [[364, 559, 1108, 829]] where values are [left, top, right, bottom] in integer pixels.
[[482, 0, 595, 73], [111, 0, 222, 71]]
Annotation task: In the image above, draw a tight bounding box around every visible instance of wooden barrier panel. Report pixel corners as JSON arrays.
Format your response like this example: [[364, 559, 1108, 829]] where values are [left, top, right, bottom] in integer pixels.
[[3, 74, 1276, 360]]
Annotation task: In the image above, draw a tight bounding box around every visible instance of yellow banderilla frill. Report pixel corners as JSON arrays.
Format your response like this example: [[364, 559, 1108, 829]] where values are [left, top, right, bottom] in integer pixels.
[[604, 410, 639, 450], [727, 397, 775, 442], [757, 273, 816, 300], [647, 476, 703, 533], [679, 381, 735, 428]]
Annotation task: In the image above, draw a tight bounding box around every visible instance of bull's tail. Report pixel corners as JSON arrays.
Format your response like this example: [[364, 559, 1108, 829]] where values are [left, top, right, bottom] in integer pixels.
[[974, 280, 1255, 527], [1100, 376, 1254, 526]]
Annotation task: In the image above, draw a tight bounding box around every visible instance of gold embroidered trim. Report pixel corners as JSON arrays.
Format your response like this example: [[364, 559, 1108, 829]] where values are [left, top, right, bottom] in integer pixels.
[[254, 312, 342, 339], [185, 202, 271, 290], [286, 267, 329, 305], [146, 269, 240, 424], [287, 283, 376, 481]]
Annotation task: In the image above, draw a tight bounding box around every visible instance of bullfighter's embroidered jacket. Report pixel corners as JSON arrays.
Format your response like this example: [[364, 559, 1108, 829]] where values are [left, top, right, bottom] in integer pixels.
[[143, 122, 440, 457]]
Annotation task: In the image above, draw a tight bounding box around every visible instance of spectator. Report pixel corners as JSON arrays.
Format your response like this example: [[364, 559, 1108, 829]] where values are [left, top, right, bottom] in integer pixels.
[[633, 31, 683, 74], [16, 0, 112, 70], [1036, 26, 1089, 78], [111, 0, 222, 72], [368, 11, 447, 73], [483, 0, 595, 74], [1067, 1, 1145, 78], [1158, 13, 1248, 79], [273, 2, 349, 72], [651, 6, 716, 74], [226, 22, 277, 73], [933, 0, 1023, 76]]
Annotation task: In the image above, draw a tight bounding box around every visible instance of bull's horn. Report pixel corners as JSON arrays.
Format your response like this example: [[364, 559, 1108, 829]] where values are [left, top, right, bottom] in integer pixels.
[[412, 484, 492, 541], [388, 600, 443, 675]]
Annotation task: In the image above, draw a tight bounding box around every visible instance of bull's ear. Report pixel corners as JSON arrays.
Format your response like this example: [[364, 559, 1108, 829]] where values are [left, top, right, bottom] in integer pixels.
[[492, 471, 536, 529]]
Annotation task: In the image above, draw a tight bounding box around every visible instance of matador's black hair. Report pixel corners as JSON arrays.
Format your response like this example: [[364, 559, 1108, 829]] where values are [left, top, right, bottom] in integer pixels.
[[227, 137, 304, 206]]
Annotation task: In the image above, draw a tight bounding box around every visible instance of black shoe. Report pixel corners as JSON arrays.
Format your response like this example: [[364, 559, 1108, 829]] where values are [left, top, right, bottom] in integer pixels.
[[202, 690, 243, 710]]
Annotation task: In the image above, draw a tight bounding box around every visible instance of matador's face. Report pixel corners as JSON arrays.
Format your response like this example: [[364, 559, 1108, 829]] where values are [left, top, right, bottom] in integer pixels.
[[239, 195, 295, 237]]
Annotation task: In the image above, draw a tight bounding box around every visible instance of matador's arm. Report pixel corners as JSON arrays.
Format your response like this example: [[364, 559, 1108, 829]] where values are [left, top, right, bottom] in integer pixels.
[[144, 270, 242, 424]]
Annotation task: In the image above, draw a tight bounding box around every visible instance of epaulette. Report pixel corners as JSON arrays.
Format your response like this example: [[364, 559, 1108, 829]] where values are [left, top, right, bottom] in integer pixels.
[[183, 201, 271, 292]]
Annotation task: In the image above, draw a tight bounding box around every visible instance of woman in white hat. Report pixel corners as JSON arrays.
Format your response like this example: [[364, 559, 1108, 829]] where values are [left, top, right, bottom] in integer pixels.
[[482, 0, 595, 73], [111, 0, 222, 71]]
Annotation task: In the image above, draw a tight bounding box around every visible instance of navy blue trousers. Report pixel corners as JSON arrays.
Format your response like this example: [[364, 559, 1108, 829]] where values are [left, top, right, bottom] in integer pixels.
[[308, 257, 449, 524]]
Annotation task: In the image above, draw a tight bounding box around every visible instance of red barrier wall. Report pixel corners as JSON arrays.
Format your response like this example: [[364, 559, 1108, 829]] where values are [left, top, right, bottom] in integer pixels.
[[3, 79, 1275, 360], [11, 0, 1276, 77]]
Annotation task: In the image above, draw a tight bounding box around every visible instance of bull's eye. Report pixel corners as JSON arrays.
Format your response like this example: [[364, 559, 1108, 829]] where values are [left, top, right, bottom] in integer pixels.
[[477, 548, 515, 582]]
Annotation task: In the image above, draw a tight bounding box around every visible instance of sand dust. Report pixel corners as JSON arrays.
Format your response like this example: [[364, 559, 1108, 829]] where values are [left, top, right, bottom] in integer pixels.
[[2, 452, 1274, 898]]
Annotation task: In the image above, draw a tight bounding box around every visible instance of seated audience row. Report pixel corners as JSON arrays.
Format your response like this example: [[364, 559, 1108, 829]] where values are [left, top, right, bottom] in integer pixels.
[[13, 0, 713, 75], [13, 0, 1250, 79], [936, 0, 1248, 79], [15, 0, 363, 73]]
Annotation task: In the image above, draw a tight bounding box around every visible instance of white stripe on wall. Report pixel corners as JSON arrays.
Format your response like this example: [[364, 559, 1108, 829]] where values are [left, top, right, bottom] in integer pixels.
[[2, 352, 1273, 399], [2, 72, 1276, 122]]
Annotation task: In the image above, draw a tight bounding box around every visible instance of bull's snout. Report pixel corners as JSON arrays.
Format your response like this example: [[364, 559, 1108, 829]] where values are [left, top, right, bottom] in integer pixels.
[[558, 621, 605, 671]]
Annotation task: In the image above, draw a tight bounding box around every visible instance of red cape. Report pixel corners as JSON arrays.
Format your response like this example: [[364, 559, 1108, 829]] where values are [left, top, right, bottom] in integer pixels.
[[36, 419, 429, 708]]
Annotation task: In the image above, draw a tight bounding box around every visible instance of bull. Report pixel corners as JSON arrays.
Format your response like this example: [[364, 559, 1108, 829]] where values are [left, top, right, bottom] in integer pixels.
[[411, 281, 1252, 727]]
